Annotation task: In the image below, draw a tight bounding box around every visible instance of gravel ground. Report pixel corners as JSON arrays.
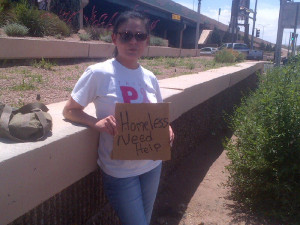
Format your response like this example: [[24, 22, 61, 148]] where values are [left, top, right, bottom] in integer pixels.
[[0, 56, 218, 107]]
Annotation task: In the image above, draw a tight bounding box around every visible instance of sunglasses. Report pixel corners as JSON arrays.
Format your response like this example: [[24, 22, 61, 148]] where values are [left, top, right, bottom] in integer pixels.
[[117, 31, 148, 42]]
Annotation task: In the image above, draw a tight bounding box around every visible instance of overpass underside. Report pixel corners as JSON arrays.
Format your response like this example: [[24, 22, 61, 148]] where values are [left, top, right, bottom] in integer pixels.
[[84, 0, 205, 49]]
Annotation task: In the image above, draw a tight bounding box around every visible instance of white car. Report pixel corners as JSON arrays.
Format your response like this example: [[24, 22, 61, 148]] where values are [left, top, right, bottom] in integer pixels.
[[219, 43, 250, 55], [199, 47, 218, 55]]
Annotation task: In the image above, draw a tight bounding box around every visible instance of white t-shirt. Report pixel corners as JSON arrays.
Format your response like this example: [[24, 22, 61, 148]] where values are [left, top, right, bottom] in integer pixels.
[[71, 58, 163, 178]]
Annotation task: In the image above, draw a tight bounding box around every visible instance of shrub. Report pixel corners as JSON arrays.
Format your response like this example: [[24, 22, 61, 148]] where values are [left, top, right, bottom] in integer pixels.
[[55, 33, 64, 39], [14, 1, 46, 37], [1, 0, 70, 37], [150, 36, 168, 46], [41, 12, 71, 37], [0, 9, 17, 27], [215, 49, 236, 63], [0, 0, 14, 26], [225, 61, 300, 223], [99, 29, 112, 43], [100, 34, 112, 43], [49, 0, 80, 32], [79, 33, 91, 41], [85, 26, 101, 40], [234, 51, 245, 62], [3, 23, 29, 37]]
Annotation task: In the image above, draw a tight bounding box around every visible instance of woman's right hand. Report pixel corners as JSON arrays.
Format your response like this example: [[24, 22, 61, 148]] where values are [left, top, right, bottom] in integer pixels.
[[94, 115, 118, 136], [63, 98, 118, 136]]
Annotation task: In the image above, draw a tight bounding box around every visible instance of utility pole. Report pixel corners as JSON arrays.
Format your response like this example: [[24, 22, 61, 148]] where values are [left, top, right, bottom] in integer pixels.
[[244, 12, 250, 45], [275, 0, 287, 66], [250, 0, 258, 49], [230, 0, 240, 44], [288, 32, 292, 57], [195, 0, 201, 49], [292, 3, 299, 56]]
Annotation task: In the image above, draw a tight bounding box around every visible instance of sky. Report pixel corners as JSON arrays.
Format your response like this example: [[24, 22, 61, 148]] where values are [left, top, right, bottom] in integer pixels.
[[173, 0, 299, 45]]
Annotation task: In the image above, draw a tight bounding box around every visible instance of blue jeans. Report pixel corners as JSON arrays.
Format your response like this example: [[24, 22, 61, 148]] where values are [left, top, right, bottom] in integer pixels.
[[102, 163, 162, 225]]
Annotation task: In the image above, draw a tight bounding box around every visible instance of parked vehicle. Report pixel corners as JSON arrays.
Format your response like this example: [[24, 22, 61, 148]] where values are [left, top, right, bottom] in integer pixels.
[[219, 43, 250, 55], [199, 47, 218, 55], [248, 49, 264, 60], [219, 43, 263, 60]]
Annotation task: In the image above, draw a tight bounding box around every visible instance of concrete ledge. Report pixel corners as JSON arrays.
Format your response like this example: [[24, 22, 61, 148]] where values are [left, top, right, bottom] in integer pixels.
[[0, 61, 263, 225], [180, 49, 197, 57], [0, 103, 99, 225], [160, 61, 263, 121], [148, 46, 180, 57], [0, 37, 196, 59], [0, 38, 90, 59], [88, 43, 115, 58]]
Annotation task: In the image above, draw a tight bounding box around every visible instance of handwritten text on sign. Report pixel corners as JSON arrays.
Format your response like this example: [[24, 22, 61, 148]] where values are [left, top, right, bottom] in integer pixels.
[[112, 103, 170, 160]]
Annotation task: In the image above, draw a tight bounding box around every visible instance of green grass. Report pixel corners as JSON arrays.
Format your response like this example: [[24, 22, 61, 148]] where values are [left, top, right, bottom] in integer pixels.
[[64, 76, 75, 81], [186, 62, 195, 70], [0, 74, 8, 79], [64, 87, 73, 92], [10, 78, 37, 91], [152, 69, 162, 75]]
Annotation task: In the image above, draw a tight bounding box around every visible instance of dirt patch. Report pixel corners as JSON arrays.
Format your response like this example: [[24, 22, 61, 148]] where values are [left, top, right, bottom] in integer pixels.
[[152, 132, 269, 225], [0, 56, 219, 107]]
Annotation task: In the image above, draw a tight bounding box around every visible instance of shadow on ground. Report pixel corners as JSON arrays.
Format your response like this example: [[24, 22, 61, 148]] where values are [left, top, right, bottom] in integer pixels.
[[151, 130, 232, 225]]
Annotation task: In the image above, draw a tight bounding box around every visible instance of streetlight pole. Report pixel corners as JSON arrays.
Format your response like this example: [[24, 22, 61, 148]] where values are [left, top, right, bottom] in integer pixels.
[[250, 0, 258, 49], [257, 24, 267, 40]]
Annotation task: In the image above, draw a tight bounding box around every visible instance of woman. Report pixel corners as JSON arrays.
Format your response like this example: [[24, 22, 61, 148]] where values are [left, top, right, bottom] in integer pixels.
[[63, 11, 174, 225]]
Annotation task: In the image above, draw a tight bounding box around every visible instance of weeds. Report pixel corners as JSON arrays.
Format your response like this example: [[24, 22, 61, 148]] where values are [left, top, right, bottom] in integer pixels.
[[11, 77, 36, 91], [151, 68, 162, 75], [166, 58, 177, 67], [186, 62, 195, 70], [0, 74, 8, 79], [64, 87, 73, 92], [2, 57, 239, 107], [32, 58, 56, 70], [225, 60, 300, 223]]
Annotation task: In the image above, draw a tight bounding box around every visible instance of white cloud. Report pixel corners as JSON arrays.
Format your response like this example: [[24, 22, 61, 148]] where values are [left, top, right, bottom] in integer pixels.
[[202, 8, 232, 25], [254, 7, 280, 43], [177, 1, 195, 11]]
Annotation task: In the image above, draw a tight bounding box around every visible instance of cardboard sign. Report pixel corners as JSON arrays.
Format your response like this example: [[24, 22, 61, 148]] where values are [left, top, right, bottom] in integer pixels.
[[112, 103, 170, 161]]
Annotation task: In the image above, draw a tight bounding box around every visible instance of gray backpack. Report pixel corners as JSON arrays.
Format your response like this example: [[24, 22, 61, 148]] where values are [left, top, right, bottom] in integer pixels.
[[0, 102, 52, 142]]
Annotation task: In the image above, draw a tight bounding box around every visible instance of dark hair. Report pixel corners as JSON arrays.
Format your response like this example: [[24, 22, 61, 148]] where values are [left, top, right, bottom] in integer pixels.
[[113, 10, 150, 57]]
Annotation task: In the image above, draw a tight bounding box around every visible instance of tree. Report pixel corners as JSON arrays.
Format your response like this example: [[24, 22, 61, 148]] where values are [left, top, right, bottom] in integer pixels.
[[259, 42, 266, 50]]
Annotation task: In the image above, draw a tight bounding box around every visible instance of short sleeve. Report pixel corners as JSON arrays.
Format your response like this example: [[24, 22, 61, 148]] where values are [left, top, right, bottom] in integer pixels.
[[153, 77, 163, 103], [71, 67, 98, 107]]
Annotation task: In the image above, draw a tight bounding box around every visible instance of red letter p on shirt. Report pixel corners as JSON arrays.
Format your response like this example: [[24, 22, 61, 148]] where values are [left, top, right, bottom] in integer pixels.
[[120, 86, 138, 103]]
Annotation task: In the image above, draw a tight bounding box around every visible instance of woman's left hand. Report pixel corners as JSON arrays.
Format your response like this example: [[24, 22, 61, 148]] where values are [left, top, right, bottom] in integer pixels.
[[169, 125, 175, 147]]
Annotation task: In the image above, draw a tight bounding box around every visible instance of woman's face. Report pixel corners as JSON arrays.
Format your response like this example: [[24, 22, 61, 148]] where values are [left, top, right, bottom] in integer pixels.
[[112, 18, 149, 62]]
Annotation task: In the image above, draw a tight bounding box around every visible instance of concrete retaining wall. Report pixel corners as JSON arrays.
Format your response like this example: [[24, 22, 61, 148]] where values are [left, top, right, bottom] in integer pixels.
[[0, 38, 90, 59], [0, 37, 201, 59], [0, 61, 264, 225]]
